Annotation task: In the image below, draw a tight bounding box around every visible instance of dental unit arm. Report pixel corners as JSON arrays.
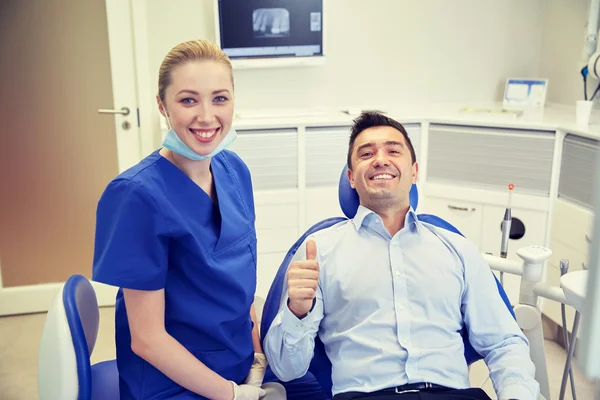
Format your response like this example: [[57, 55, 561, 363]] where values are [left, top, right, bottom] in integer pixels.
[[483, 246, 557, 400], [499, 184, 515, 287]]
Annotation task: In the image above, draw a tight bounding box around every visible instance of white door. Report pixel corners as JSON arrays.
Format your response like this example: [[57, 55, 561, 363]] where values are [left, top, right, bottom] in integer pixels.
[[0, 0, 142, 316]]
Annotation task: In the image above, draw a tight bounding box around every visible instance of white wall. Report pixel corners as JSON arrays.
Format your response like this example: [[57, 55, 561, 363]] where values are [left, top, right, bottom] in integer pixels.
[[538, 0, 595, 105], [143, 0, 544, 139]]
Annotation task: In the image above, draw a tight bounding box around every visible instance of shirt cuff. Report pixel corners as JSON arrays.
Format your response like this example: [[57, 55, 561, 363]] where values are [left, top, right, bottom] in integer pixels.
[[499, 384, 537, 400], [281, 300, 317, 342]]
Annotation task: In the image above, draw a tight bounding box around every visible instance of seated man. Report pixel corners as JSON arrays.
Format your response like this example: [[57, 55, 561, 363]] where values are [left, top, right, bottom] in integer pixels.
[[263, 112, 539, 400]]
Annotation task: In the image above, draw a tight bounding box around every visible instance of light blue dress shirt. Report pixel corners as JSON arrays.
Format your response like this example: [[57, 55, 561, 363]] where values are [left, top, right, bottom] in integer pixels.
[[264, 205, 539, 400]]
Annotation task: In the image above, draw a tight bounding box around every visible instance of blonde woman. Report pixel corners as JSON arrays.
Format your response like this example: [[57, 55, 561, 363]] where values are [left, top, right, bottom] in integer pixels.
[[93, 40, 283, 400]]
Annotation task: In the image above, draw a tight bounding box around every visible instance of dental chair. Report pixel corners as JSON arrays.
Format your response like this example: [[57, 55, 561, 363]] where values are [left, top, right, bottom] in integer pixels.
[[260, 165, 515, 399], [38, 274, 119, 400]]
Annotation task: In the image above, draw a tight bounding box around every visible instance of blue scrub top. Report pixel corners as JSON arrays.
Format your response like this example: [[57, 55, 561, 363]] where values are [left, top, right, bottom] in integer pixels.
[[93, 149, 257, 399]]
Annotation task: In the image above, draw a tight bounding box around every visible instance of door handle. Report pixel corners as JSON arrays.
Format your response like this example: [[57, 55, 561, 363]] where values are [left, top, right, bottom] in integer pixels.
[[447, 205, 475, 212], [98, 106, 130, 116], [586, 234, 592, 243]]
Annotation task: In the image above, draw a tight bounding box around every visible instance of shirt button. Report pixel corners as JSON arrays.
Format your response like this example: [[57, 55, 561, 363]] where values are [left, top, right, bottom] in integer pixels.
[[395, 270, 401, 276]]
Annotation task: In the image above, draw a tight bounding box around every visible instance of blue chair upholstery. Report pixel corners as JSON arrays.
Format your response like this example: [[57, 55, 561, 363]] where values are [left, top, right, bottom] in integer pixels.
[[38, 274, 120, 400], [261, 165, 515, 399]]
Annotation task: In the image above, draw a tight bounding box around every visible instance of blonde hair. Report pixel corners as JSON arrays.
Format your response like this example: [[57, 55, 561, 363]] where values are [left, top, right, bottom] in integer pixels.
[[158, 39, 233, 102]]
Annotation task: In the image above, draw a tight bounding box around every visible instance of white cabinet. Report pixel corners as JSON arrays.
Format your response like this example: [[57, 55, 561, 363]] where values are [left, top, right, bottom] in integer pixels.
[[542, 133, 598, 332], [228, 128, 298, 191], [228, 128, 301, 299], [418, 196, 483, 248], [480, 205, 548, 305], [305, 187, 346, 229], [543, 199, 594, 332], [419, 190, 549, 306], [427, 124, 555, 196], [253, 194, 299, 300]]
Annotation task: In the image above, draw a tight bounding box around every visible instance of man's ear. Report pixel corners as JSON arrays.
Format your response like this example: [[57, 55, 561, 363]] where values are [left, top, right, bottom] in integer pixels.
[[347, 166, 356, 189], [411, 162, 419, 184]]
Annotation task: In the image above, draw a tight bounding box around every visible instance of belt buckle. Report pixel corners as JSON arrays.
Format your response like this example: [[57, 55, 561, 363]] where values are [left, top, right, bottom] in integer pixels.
[[394, 382, 431, 394], [395, 388, 418, 394]]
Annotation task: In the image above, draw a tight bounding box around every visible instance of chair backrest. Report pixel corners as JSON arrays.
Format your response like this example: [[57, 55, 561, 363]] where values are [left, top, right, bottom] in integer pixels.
[[38, 274, 100, 400], [261, 165, 515, 397]]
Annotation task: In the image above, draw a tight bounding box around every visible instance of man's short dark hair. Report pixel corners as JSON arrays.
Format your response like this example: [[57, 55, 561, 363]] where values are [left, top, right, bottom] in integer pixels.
[[346, 112, 417, 169]]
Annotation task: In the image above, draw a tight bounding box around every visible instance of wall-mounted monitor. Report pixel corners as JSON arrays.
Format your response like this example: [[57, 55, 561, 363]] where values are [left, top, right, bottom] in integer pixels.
[[214, 0, 325, 69]]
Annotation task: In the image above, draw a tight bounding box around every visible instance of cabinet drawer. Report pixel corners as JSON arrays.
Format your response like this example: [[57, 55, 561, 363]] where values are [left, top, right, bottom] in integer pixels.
[[552, 199, 593, 254], [418, 197, 483, 248]]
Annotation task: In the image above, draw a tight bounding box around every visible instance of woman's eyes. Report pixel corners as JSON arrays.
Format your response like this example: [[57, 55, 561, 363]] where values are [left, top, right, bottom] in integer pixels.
[[180, 96, 228, 104]]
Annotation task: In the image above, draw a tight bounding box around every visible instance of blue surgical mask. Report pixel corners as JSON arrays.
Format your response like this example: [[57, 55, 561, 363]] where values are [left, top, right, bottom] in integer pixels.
[[160, 108, 237, 160]]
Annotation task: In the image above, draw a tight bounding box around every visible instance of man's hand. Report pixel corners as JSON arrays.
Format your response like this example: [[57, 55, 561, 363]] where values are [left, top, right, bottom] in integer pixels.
[[287, 239, 319, 318]]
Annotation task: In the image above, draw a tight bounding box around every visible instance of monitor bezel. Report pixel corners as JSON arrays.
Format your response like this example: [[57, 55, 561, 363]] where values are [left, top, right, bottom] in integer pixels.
[[213, 0, 327, 69]]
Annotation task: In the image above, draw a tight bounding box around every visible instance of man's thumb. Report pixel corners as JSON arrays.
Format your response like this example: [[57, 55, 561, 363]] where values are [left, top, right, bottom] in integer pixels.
[[305, 239, 317, 260]]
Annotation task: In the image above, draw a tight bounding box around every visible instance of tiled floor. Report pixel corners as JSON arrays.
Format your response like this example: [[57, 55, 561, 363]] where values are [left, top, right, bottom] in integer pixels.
[[0, 307, 597, 399]]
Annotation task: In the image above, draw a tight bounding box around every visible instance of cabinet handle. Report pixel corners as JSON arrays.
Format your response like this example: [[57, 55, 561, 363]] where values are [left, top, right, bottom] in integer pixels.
[[447, 205, 475, 212], [586, 234, 592, 243]]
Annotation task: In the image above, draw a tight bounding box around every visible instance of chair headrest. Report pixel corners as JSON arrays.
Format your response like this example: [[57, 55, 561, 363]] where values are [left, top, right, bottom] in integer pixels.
[[338, 164, 419, 219]]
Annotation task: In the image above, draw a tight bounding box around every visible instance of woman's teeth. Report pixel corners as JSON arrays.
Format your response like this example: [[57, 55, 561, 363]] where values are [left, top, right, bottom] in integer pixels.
[[191, 128, 217, 138]]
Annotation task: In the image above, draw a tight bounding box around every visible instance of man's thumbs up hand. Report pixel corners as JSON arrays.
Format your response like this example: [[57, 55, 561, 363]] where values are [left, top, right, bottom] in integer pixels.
[[287, 239, 319, 318]]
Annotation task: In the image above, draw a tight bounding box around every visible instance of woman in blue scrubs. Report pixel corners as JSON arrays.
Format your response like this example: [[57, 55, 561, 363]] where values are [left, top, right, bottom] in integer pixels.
[[93, 40, 277, 400]]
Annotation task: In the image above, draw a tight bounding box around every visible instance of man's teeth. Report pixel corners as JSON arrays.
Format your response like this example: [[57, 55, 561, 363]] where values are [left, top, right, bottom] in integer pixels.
[[372, 174, 394, 180]]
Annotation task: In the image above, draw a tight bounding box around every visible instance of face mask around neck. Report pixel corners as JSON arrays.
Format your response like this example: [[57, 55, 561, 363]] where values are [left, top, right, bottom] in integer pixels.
[[160, 102, 236, 161]]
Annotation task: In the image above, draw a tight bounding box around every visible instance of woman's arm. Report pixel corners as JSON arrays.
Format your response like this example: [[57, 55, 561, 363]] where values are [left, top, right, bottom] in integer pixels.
[[124, 288, 234, 400], [243, 302, 268, 387], [249, 303, 263, 354]]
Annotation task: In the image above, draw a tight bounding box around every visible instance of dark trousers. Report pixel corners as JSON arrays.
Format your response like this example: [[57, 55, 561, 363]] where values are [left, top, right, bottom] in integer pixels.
[[333, 388, 492, 400]]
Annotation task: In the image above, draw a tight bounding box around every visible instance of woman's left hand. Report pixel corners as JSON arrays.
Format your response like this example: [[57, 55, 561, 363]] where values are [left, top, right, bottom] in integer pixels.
[[243, 353, 268, 387]]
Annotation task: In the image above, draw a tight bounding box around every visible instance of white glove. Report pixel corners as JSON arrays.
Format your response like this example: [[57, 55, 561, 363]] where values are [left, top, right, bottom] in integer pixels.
[[243, 353, 268, 387], [230, 381, 266, 400]]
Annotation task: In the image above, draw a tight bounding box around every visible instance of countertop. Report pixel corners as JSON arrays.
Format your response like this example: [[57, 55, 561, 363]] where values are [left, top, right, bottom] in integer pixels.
[[231, 102, 600, 140]]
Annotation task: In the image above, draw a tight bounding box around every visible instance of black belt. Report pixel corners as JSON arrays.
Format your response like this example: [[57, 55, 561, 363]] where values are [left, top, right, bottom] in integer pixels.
[[334, 382, 452, 399], [382, 382, 450, 394]]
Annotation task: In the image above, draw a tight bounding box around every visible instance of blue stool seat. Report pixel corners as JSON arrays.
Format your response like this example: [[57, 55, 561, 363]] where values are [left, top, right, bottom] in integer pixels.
[[38, 274, 120, 400]]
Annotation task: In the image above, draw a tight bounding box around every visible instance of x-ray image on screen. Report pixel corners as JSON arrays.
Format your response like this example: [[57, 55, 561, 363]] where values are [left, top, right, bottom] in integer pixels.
[[253, 8, 290, 38], [217, 0, 323, 60]]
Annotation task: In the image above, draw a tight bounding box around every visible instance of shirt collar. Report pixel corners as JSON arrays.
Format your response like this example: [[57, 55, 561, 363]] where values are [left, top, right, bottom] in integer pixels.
[[351, 205, 421, 233]]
